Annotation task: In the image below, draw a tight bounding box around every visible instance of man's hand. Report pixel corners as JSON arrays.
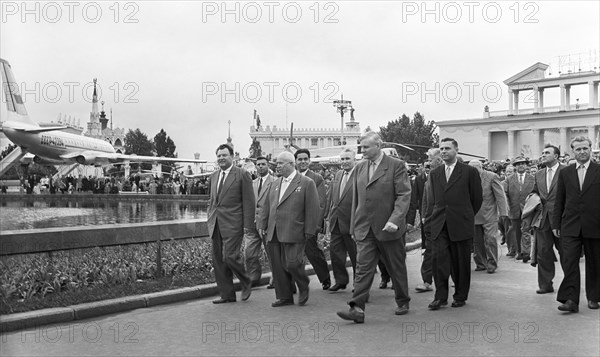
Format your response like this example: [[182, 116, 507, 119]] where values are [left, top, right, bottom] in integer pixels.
[[552, 229, 560, 238], [258, 229, 266, 238], [382, 222, 399, 232]]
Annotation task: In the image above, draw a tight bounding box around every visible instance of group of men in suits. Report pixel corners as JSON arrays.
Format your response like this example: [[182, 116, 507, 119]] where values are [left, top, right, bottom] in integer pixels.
[[207, 134, 599, 317]]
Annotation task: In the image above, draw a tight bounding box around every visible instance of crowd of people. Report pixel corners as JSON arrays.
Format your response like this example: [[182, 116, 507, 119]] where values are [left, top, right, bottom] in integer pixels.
[[205, 133, 599, 322], [12, 173, 210, 195]]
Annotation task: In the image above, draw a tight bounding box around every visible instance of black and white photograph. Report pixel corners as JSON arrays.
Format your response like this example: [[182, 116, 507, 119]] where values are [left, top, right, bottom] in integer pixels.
[[1, 1, 599, 356]]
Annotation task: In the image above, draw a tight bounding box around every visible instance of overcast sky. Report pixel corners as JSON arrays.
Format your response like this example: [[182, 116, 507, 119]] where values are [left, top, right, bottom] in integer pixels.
[[1, 1, 599, 160]]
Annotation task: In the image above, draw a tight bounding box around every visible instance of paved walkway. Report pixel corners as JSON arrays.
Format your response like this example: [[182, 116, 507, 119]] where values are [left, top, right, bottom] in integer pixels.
[[1, 243, 599, 356]]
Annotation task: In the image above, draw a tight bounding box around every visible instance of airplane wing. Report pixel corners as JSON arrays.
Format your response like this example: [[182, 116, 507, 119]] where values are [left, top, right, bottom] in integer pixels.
[[59, 151, 206, 165]]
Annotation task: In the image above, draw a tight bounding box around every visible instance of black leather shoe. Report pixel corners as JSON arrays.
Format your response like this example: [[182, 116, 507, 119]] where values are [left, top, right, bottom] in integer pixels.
[[515, 253, 524, 260], [213, 298, 236, 304], [337, 306, 365, 323], [558, 300, 578, 312], [241, 283, 252, 301], [506, 252, 515, 257], [500, 236, 506, 245], [271, 299, 294, 307], [299, 289, 309, 306], [266, 283, 275, 289], [379, 279, 389, 289], [536, 288, 554, 294], [588, 301, 599, 309], [522, 255, 531, 263], [395, 303, 409, 315], [428, 300, 447, 310], [328, 283, 347, 292], [475, 267, 486, 271], [486, 267, 496, 274], [251, 280, 261, 287], [451, 300, 466, 308], [322, 279, 331, 291]]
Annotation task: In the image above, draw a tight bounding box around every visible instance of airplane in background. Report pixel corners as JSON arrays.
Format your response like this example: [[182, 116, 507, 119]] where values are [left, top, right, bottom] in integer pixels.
[[0, 58, 206, 177]]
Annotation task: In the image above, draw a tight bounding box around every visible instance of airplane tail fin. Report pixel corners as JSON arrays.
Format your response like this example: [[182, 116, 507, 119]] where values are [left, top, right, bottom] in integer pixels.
[[1, 58, 38, 127]]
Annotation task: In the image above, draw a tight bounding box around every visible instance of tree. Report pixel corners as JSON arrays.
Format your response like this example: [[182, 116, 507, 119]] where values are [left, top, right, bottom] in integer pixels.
[[378, 112, 438, 163], [154, 129, 177, 174], [249, 138, 262, 158], [124, 128, 154, 171], [154, 129, 177, 158]]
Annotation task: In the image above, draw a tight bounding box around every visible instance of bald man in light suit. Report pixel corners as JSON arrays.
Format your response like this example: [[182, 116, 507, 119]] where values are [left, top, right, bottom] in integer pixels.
[[257, 152, 320, 307]]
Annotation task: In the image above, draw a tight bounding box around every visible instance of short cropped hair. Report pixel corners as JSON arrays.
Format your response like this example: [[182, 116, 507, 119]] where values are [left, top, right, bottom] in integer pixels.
[[440, 137, 458, 149], [294, 148, 311, 159], [543, 144, 560, 157], [215, 144, 233, 155], [570, 136, 592, 149]]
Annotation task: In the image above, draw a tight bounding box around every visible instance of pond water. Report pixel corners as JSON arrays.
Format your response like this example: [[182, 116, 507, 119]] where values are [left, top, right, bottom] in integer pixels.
[[0, 200, 207, 231]]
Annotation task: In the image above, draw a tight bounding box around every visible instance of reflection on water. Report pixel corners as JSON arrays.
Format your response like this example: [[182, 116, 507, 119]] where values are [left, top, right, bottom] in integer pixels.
[[0, 200, 207, 231]]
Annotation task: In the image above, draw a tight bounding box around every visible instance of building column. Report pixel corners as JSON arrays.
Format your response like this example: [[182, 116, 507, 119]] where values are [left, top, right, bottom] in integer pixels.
[[565, 85, 571, 110], [508, 89, 514, 115], [539, 88, 545, 113], [513, 91, 519, 115], [507, 130, 515, 159], [487, 132, 493, 160], [531, 129, 541, 157], [588, 126, 597, 149], [533, 86, 539, 114], [559, 127, 569, 153], [589, 81, 599, 109], [560, 84, 567, 111]]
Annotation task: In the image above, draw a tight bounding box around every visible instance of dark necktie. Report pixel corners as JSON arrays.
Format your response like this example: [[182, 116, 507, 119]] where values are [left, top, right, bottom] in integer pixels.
[[258, 177, 263, 195], [216, 172, 225, 202]]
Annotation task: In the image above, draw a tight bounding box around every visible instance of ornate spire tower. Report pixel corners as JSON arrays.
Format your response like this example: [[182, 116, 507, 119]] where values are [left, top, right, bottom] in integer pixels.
[[226, 120, 234, 150], [86, 78, 101, 136]]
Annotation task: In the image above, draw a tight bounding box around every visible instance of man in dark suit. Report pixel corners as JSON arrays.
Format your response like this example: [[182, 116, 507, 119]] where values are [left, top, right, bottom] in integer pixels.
[[207, 144, 255, 304], [257, 151, 320, 307], [504, 157, 535, 261], [337, 132, 412, 323], [244, 156, 276, 287], [553, 136, 600, 312], [427, 138, 482, 310], [295, 149, 332, 290], [325, 148, 358, 291], [531, 144, 564, 294], [469, 159, 508, 274]]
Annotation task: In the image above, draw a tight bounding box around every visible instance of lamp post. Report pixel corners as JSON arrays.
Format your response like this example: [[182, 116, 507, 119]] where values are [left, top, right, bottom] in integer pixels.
[[333, 94, 352, 146]]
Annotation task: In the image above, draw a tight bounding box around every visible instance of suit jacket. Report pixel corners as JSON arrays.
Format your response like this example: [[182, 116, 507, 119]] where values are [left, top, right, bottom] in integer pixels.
[[504, 173, 535, 219], [475, 170, 508, 225], [207, 166, 255, 238], [429, 162, 483, 242], [253, 174, 276, 224], [415, 173, 428, 213], [303, 169, 327, 231], [326, 169, 355, 235], [350, 154, 411, 242], [532, 164, 565, 230], [552, 161, 600, 239], [257, 172, 320, 243]]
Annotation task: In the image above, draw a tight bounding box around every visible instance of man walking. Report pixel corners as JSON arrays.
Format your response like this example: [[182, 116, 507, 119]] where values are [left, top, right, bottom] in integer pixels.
[[469, 159, 508, 274], [553, 136, 600, 312], [295, 149, 332, 290], [337, 132, 412, 323], [428, 138, 482, 310], [245, 156, 276, 287], [531, 144, 564, 294], [505, 157, 535, 261], [325, 148, 358, 291], [257, 152, 320, 307], [207, 144, 255, 304]]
